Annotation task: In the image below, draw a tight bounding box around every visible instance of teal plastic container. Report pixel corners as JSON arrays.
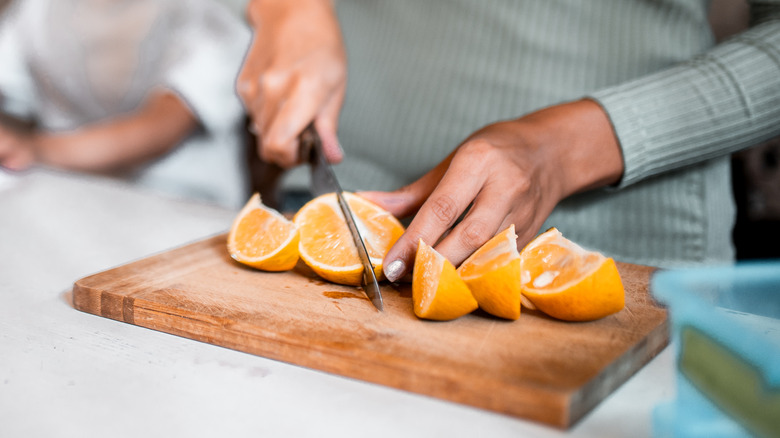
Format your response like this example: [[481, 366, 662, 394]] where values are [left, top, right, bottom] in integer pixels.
[[651, 261, 780, 438]]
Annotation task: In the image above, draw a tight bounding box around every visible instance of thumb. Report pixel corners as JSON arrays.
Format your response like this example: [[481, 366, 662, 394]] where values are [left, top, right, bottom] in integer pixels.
[[357, 190, 422, 219], [358, 155, 451, 218]]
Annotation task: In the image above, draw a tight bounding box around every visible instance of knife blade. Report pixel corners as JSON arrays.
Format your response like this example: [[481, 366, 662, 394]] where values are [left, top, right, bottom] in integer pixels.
[[300, 124, 384, 312]]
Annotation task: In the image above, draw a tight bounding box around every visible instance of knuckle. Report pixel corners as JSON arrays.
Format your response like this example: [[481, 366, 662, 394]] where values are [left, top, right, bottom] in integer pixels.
[[236, 85, 255, 103], [258, 71, 284, 93], [458, 219, 492, 250], [515, 175, 532, 194], [260, 142, 293, 167], [429, 194, 460, 227], [400, 228, 427, 250], [296, 74, 318, 93], [460, 138, 496, 157]]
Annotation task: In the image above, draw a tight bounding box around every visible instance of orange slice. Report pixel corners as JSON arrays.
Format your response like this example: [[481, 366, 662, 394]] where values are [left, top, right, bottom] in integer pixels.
[[227, 193, 299, 271], [457, 225, 523, 320], [519, 228, 625, 321], [413, 239, 478, 321], [293, 192, 405, 286]]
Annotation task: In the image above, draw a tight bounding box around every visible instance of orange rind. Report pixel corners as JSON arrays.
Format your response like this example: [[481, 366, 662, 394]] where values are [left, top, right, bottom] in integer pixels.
[[413, 239, 479, 321], [227, 193, 299, 271]]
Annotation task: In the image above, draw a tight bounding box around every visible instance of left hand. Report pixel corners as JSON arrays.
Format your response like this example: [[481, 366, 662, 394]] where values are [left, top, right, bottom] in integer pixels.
[[359, 99, 625, 282], [0, 123, 37, 171]]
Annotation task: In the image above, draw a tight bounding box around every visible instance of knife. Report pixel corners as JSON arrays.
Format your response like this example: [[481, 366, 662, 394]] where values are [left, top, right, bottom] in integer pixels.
[[300, 124, 384, 312]]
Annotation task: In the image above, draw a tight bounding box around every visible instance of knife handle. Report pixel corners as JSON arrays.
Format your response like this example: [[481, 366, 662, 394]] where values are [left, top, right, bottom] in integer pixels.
[[245, 120, 320, 210], [245, 117, 284, 209]]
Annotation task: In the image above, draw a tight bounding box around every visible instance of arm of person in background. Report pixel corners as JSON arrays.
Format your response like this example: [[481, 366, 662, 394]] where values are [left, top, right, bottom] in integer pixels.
[[0, 90, 198, 173], [236, 0, 345, 168], [367, 0, 780, 282]]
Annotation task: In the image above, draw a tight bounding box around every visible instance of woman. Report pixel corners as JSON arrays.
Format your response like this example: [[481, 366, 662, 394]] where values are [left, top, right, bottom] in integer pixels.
[[238, 0, 780, 279]]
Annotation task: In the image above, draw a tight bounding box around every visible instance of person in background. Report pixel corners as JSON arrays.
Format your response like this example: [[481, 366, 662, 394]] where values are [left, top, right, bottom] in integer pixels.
[[237, 0, 780, 280], [0, 0, 251, 209]]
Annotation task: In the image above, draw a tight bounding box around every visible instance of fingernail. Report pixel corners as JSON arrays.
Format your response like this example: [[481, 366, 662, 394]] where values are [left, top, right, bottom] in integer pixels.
[[384, 260, 405, 283]]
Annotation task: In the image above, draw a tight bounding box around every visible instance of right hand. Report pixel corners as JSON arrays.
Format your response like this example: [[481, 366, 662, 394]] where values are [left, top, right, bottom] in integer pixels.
[[0, 123, 37, 171], [237, 0, 347, 168]]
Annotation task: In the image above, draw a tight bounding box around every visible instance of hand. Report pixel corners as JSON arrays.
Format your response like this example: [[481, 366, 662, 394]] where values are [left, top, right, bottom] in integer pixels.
[[237, 0, 346, 168], [0, 123, 37, 171], [360, 99, 625, 282]]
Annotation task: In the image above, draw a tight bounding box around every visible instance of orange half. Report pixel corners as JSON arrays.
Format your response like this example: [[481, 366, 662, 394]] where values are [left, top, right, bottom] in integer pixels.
[[227, 193, 299, 271], [519, 228, 625, 321], [293, 192, 405, 286]]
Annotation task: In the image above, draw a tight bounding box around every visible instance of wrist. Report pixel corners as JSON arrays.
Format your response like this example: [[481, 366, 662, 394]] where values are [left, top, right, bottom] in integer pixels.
[[247, 0, 334, 26], [523, 99, 624, 199], [28, 131, 60, 166]]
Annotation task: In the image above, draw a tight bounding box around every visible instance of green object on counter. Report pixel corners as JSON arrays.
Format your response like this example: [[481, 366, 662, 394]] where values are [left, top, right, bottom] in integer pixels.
[[680, 326, 780, 438]]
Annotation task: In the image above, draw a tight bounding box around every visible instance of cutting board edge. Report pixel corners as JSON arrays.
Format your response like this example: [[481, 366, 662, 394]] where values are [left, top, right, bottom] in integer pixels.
[[124, 296, 581, 428], [568, 315, 670, 426], [70, 283, 583, 428], [72, 277, 133, 324]]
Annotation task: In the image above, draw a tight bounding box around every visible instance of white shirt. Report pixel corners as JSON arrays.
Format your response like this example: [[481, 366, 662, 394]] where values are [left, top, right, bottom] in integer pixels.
[[0, 0, 252, 208]]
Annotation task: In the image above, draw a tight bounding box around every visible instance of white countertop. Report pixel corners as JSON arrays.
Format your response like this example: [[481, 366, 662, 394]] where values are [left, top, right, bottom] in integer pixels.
[[0, 168, 675, 438]]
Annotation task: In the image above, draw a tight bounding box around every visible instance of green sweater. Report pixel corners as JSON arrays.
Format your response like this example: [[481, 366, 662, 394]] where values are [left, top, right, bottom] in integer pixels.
[[283, 0, 780, 268]]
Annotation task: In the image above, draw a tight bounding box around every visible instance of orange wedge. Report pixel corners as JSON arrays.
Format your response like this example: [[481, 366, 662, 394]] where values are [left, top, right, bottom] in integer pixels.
[[227, 193, 299, 271], [457, 225, 523, 320], [413, 239, 478, 321], [519, 228, 624, 321], [293, 192, 405, 286]]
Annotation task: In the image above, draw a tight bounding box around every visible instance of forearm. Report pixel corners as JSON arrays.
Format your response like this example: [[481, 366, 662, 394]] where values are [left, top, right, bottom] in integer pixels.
[[590, 10, 780, 188], [246, 0, 335, 26], [33, 91, 198, 173]]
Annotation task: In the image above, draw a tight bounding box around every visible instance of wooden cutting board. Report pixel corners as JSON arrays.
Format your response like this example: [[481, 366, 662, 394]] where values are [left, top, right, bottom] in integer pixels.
[[72, 234, 668, 428]]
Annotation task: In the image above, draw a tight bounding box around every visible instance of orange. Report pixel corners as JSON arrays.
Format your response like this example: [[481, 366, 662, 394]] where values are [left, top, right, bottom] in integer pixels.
[[227, 193, 299, 271], [457, 225, 523, 320], [293, 192, 405, 286], [413, 239, 479, 321], [519, 228, 624, 321]]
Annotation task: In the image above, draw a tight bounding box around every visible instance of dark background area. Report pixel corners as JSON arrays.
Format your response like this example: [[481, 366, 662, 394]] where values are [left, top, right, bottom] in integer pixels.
[[732, 139, 780, 260]]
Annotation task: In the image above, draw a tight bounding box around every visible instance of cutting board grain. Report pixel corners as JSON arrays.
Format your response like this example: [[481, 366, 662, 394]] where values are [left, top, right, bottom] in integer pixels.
[[72, 234, 668, 428]]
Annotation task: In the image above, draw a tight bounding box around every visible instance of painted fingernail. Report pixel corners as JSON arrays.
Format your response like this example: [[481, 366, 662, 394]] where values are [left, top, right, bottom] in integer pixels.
[[384, 260, 405, 283]]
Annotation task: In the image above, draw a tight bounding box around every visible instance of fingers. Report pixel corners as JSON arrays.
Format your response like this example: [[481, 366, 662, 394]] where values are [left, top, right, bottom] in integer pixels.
[[258, 75, 318, 167], [235, 39, 266, 116], [433, 184, 513, 265], [315, 89, 345, 164], [236, 37, 346, 167], [239, 70, 346, 168], [358, 190, 421, 219], [382, 148, 486, 282], [1, 155, 31, 171], [360, 150, 453, 218]]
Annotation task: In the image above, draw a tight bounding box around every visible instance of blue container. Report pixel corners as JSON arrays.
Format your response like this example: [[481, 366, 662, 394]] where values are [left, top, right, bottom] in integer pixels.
[[651, 261, 780, 438]]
